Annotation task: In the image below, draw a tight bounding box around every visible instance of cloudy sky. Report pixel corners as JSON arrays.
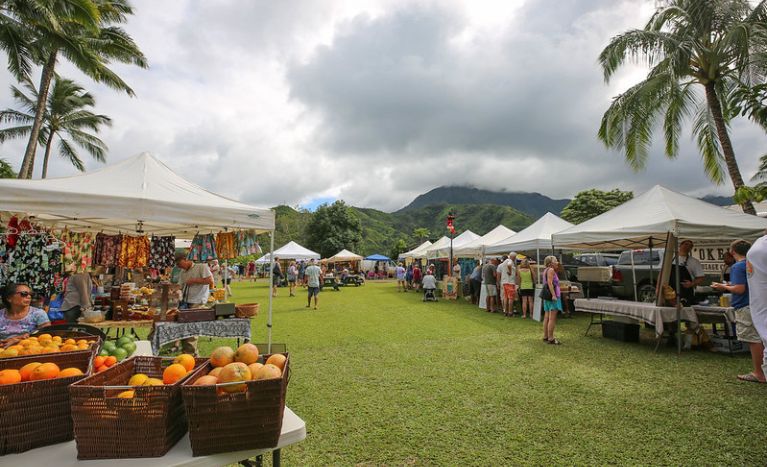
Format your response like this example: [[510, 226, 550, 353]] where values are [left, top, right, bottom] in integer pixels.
[[1, 0, 765, 211]]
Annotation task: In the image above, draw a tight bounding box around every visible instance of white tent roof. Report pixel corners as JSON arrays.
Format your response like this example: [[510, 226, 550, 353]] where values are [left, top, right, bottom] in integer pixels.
[[454, 225, 516, 257], [0, 152, 275, 236], [327, 249, 363, 262], [398, 240, 432, 260], [426, 230, 480, 259], [552, 185, 767, 250], [486, 213, 574, 253], [258, 241, 320, 261], [414, 237, 446, 259]]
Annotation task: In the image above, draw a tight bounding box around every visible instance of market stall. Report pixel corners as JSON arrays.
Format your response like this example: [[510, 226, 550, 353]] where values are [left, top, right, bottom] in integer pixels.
[[552, 185, 767, 351], [326, 249, 364, 285], [397, 240, 432, 262], [453, 225, 516, 258]]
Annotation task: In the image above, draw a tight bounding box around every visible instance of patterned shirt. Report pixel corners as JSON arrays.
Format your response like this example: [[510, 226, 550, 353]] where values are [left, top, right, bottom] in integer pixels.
[[0, 307, 49, 340]]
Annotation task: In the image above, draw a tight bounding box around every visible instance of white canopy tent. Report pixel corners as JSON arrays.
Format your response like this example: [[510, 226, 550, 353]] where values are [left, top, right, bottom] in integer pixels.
[[426, 230, 479, 259], [552, 185, 767, 250], [414, 237, 446, 259], [0, 152, 274, 235], [453, 225, 516, 258], [327, 249, 363, 262], [256, 241, 320, 263], [0, 153, 281, 350], [398, 240, 432, 260], [486, 212, 574, 254]]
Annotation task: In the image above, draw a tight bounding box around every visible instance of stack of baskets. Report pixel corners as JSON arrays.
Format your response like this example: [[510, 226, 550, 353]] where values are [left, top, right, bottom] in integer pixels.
[[0, 349, 94, 454], [234, 302, 259, 318], [69, 356, 206, 459]]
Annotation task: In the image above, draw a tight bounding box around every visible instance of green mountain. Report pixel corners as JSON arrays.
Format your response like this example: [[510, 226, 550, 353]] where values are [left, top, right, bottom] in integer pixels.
[[267, 203, 533, 257]]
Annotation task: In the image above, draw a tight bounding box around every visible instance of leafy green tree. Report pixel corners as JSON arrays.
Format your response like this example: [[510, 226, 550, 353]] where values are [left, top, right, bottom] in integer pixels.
[[412, 227, 430, 243], [0, 77, 111, 178], [598, 0, 767, 215], [561, 189, 634, 224], [0, 158, 16, 178], [7, 0, 147, 178], [390, 237, 409, 261], [304, 201, 363, 258]]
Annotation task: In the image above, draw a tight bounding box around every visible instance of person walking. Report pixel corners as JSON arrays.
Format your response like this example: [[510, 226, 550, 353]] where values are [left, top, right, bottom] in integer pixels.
[[287, 261, 298, 297], [541, 256, 562, 345], [499, 252, 518, 317], [405, 264, 414, 291], [516, 259, 536, 319], [412, 263, 422, 291], [396, 262, 407, 292], [304, 259, 322, 310], [272, 257, 282, 297], [469, 261, 482, 305], [746, 231, 767, 384]]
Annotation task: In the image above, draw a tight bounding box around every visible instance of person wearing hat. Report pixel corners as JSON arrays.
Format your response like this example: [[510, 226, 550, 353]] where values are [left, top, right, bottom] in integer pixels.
[[499, 252, 518, 317], [671, 239, 705, 305], [304, 259, 322, 309], [175, 252, 214, 354]]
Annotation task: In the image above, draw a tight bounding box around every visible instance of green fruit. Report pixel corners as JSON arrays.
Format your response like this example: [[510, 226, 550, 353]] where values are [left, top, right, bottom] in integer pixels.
[[120, 341, 136, 356], [103, 341, 117, 352], [116, 336, 132, 347], [99, 349, 110, 357], [112, 347, 129, 361]]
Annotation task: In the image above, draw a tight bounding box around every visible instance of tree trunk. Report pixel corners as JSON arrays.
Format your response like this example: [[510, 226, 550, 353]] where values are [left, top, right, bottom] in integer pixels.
[[17, 50, 57, 179], [41, 131, 55, 179], [704, 82, 757, 215]]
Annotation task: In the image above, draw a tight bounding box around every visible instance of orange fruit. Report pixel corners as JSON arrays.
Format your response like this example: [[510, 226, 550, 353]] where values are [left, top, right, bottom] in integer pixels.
[[96, 365, 109, 373], [6, 344, 23, 352], [76, 339, 88, 346], [247, 363, 264, 379], [209, 346, 235, 368], [117, 390, 134, 399], [1, 348, 19, 358], [30, 362, 60, 380], [208, 367, 223, 378], [265, 354, 287, 371], [93, 356, 106, 368], [37, 334, 52, 343], [128, 373, 149, 386], [77, 343, 89, 350], [0, 369, 22, 385], [58, 367, 84, 378], [104, 356, 117, 367], [218, 362, 251, 393], [20, 362, 42, 381], [19, 339, 33, 348], [60, 344, 78, 352], [234, 343, 260, 365], [52, 336, 62, 343], [64, 339, 76, 346], [162, 363, 188, 384], [193, 375, 218, 386], [40, 347, 59, 354], [173, 354, 196, 372]]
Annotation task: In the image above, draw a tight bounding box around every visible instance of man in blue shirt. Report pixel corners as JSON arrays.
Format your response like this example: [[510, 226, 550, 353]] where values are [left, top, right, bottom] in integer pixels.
[[713, 239, 763, 383]]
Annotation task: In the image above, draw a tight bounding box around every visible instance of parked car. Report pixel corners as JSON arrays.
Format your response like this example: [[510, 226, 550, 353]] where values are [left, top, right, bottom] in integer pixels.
[[575, 253, 619, 267], [560, 253, 617, 297], [611, 249, 665, 302]]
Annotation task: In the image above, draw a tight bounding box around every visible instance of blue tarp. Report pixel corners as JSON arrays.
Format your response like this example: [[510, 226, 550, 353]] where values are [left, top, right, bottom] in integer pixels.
[[364, 254, 391, 261]]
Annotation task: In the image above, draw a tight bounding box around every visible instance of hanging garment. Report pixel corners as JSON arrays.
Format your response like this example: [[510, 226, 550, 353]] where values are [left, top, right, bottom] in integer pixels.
[[216, 232, 237, 260], [149, 235, 175, 269], [119, 235, 150, 268], [236, 230, 262, 256], [94, 233, 122, 267], [188, 234, 217, 262], [7, 233, 62, 296], [6, 216, 19, 248], [61, 230, 94, 273]]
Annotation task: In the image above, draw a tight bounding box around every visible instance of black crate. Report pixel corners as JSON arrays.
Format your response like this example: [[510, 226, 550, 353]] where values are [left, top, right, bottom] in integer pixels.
[[602, 320, 640, 342]]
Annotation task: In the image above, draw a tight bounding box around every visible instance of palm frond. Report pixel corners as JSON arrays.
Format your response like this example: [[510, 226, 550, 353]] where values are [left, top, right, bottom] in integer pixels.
[[67, 128, 107, 162], [0, 124, 32, 143], [57, 137, 85, 171], [599, 29, 680, 82], [692, 103, 726, 184]]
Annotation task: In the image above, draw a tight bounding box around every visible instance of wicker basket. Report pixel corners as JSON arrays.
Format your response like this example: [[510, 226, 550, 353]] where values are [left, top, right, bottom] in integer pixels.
[[0, 350, 94, 455], [68, 355, 206, 459], [235, 302, 259, 318], [177, 308, 216, 323], [181, 352, 290, 456]]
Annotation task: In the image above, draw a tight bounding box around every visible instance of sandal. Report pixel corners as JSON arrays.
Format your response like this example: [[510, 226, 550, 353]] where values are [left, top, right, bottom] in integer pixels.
[[542, 337, 549, 342], [737, 373, 766, 383], [547, 338, 562, 345]]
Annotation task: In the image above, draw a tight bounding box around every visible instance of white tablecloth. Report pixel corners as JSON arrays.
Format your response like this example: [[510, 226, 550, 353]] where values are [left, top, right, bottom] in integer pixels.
[[691, 305, 736, 325], [574, 298, 698, 336]]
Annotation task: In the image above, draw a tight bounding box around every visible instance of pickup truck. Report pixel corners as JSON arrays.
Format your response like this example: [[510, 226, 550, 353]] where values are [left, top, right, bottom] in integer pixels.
[[561, 253, 618, 297], [610, 249, 664, 302]]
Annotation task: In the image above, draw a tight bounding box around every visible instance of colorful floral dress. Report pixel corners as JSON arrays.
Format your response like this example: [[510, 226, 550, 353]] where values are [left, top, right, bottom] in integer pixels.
[[149, 235, 175, 269], [188, 234, 217, 262], [216, 232, 237, 260], [94, 234, 122, 267], [118, 235, 150, 268]]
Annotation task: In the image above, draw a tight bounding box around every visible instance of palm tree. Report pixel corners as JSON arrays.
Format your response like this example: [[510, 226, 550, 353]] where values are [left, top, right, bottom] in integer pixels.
[[598, 0, 767, 215], [8, 0, 146, 178], [0, 158, 15, 178], [413, 227, 430, 242], [0, 77, 111, 178]]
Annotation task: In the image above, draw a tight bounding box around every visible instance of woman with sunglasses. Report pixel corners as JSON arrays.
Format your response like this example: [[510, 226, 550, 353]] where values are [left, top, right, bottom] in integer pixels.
[[0, 283, 50, 346]]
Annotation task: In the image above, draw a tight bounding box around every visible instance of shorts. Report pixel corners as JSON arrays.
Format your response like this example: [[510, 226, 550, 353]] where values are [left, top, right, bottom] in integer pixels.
[[543, 297, 562, 312], [735, 306, 761, 343], [397, 276, 406, 281], [288, 277, 297, 284], [502, 283, 517, 301], [519, 288, 534, 297], [308, 286, 320, 297], [224, 278, 232, 285], [484, 284, 497, 296]]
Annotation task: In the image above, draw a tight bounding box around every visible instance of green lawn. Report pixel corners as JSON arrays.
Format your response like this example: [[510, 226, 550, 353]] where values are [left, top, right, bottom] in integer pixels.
[[204, 280, 766, 466]]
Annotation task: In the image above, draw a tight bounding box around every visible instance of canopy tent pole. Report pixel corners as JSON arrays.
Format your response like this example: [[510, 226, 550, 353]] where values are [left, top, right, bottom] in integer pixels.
[[648, 237, 654, 300], [267, 230, 275, 354], [631, 250, 638, 301], [674, 234, 681, 354], [536, 248, 541, 282]]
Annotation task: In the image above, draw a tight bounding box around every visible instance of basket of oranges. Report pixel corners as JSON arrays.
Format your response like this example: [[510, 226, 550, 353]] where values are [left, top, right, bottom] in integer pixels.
[[0, 347, 94, 454], [69, 355, 206, 459]]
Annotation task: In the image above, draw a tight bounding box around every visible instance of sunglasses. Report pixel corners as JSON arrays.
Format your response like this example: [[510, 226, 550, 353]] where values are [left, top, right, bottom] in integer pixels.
[[15, 291, 32, 297]]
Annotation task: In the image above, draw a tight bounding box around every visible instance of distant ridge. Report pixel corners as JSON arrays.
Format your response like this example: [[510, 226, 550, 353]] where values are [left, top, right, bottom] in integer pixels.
[[398, 186, 570, 219], [701, 194, 733, 206]]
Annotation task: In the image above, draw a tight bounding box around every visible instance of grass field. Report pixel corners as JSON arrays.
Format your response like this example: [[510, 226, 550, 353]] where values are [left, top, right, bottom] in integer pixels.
[[202, 280, 766, 466]]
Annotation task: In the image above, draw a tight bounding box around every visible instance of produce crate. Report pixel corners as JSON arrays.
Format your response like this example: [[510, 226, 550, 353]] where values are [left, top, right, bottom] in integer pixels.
[[69, 355, 206, 459], [177, 307, 216, 323], [709, 334, 749, 354], [0, 350, 94, 455], [602, 320, 640, 343], [181, 352, 290, 456], [214, 302, 236, 317]]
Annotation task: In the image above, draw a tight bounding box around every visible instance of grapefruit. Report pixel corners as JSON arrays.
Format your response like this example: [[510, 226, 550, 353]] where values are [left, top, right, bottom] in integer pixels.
[[210, 346, 235, 368], [162, 363, 188, 384], [30, 362, 60, 380], [265, 353, 287, 371], [0, 369, 21, 385], [193, 375, 219, 386], [234, 343, 260, 365], [20, 362, 42, 381], [218, 362, 251, 393], [58, 367, 84, 378]]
